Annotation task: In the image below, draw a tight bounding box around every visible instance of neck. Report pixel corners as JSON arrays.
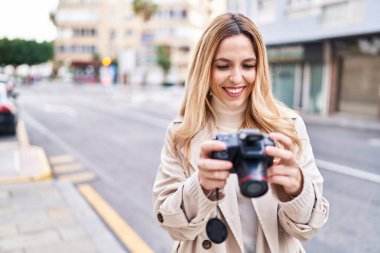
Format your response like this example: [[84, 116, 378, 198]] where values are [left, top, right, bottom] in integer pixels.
[[211, 95, 247, 130]]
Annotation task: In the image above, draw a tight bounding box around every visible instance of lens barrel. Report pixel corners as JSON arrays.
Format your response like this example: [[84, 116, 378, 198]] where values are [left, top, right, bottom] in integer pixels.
[[240, 180, 268, 198]]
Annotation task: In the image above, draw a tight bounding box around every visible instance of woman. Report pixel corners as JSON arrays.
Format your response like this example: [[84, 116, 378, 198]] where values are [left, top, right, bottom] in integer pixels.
[[153, 13, 329, 253]]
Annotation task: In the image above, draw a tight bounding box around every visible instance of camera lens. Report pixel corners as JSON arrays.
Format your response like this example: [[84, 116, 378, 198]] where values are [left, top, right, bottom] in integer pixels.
[[245, 140, 261, 151], [247, 182, 262, 194], [241, 181, 268, 198]]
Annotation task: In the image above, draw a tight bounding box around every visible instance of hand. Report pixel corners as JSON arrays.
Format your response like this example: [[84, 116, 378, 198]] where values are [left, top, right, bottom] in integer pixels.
[[265, 132, 303, 198], [197, 140, 233, 192]]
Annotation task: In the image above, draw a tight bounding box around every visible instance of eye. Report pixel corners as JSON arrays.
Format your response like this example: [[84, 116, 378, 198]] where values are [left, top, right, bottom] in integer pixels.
[[216, 65, 229, 70], [242, 64, 256, 69]]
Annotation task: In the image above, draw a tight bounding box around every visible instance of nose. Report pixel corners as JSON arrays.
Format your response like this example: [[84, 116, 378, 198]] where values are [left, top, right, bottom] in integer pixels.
[[228, 68, 243, 84]]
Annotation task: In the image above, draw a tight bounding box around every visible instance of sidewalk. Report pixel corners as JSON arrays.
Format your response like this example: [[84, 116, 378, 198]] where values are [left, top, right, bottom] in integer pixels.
[[0, 181, 126, 253], [301, 112, 380, 131], [0, 141, 126, 252], [0, 143, 51, 184]]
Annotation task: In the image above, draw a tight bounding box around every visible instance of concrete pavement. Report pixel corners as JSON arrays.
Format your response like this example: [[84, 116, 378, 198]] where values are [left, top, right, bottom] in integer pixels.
[[0, 181, 126, 253], [0, 130, 126, 252]]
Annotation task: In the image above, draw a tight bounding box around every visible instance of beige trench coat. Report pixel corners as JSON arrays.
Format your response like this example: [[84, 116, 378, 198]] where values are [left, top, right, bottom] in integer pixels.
[[152, 113, 329, 253]]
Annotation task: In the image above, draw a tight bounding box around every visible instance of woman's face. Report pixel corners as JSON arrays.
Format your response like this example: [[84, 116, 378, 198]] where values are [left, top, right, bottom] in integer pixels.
[[211, 34, 257, 108]]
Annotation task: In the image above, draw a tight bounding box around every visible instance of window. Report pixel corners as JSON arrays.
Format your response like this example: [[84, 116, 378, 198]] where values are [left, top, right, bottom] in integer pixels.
[[256, 0, 276, 24], [182, 9, 187, 19], [179, 46, 190, 53], [321, 2, 349, 27], [125, 29, 133, 36], [286, 0, 312, 7], [109, 30, 116, 40], [72, 28, 97, 37], [258, 0, 275, 11], [57, 45, 97, 54]]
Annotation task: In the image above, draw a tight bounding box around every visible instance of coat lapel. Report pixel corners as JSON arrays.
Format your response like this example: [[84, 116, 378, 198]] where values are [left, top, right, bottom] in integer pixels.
[[252, 187, 280, 253], [218, 175, 244, 252], [186, 127, 245, 252]]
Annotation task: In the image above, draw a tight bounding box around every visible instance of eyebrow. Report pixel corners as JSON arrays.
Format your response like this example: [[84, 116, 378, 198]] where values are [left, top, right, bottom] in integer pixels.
[[213, 57, 257, 62]]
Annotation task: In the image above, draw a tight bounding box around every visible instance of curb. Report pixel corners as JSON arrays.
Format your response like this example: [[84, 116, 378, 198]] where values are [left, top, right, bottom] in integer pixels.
[[301, 114, 380, 131], [33, 146, 52, 180], [0, 145, 52, 184]]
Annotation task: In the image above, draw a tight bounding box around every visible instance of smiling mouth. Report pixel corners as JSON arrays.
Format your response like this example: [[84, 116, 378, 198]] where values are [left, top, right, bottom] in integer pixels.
[[223, 86, 246, 97]]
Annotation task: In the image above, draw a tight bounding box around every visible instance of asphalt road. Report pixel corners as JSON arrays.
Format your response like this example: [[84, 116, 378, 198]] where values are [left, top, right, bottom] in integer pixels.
[[16, 82, 380, 253]]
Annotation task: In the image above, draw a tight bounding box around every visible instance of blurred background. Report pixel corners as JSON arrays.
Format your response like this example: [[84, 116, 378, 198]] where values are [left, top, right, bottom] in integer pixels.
[[0, 0, 379, 253]]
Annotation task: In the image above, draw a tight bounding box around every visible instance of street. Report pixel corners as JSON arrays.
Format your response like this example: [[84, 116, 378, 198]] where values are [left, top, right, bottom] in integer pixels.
[[15, 82, 380, 253]]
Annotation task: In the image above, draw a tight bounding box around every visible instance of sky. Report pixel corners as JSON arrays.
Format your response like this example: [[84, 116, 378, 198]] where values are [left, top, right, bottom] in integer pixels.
[[0, 0, 59, 42]]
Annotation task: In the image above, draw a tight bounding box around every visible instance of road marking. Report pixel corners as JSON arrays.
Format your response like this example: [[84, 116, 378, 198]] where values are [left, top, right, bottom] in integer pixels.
[[75, 97, 170, 129], [78, 184, 154, 253], [53, 163, 84, 174], [58, 171, 96, 183], [35, 147, 53, 180], [22, 111, 122, 187], [17, 120, 30, 148], [316, 159, 380, 184], [49, 155, 75, 165], [43, 104, 78, 117], [368, 138, 380, 147]]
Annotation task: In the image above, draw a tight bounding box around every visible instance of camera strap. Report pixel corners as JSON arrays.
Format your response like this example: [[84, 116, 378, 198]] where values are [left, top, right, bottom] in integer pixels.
[[205, 188, 228, 244]]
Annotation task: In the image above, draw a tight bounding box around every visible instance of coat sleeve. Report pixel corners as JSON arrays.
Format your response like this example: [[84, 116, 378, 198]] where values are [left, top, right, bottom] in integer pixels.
[[278, 116, 329, 241], [152, 123, 217, 241]]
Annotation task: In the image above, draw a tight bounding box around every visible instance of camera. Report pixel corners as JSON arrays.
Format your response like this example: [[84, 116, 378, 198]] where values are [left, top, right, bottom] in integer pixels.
[[211, 129, 275, 198]]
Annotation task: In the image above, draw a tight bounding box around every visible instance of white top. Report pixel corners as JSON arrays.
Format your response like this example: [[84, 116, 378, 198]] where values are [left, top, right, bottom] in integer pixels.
[[211, 95, 257, 253]]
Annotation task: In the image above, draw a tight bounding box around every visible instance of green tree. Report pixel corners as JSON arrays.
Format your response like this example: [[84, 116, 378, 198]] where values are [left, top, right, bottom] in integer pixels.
[[132, 0, 158, 22], [0, 38, 53, 66], [131, 0, 158, 86], [156, 45, 171, 84]]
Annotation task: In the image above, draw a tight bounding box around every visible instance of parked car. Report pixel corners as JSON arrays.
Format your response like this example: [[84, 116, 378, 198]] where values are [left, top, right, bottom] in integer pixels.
[[0, 73, 15, 96], [0, 85, 18, 135]]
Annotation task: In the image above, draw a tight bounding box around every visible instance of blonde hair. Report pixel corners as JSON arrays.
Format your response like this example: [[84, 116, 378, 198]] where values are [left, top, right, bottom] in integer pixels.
[[173, 13, 301, 170]]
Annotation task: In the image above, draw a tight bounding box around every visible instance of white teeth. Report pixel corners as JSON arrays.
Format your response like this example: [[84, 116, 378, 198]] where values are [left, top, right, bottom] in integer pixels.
[[225, 88, 243, 94]]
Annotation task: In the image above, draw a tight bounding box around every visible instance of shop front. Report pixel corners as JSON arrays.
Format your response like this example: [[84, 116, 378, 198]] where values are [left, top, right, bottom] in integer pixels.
[[332, 35, 380, 119], [267, 43, 325, 115]]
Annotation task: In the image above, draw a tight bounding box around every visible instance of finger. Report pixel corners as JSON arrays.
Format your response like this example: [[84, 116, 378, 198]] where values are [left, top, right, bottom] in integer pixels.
[[198, 158, 233, 171], [267, 165, 299, 178], [268, 175, 292, 189], [200, 178, 227, 190], [200, 140, 227, 159], [268, 175, 301, 195], [202, 170, 230, 181], [265, 146, 295, 164], [269, 132, 293, 151]]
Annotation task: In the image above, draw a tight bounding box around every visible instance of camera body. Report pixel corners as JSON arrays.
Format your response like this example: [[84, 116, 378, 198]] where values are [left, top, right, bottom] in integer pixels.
[[212, 129, 275, 198]]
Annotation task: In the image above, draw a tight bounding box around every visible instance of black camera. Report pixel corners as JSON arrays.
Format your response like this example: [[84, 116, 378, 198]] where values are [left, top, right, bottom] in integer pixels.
[[211, 129, 275, 198]]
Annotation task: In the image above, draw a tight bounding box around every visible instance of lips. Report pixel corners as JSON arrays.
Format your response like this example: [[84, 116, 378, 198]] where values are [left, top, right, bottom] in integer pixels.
[[223, 86, 246, 97]]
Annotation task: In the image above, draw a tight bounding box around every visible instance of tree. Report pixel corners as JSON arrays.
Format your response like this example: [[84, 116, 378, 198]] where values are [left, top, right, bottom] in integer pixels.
[[0, 38, 53, 66], [132, 0, 158, 22], [131, 0, 158, 86], [156, 45, 172, 85]]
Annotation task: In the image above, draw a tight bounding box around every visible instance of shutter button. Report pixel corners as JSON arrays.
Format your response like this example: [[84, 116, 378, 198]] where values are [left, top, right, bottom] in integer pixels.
[[202, 240, 212, 249], [157, 213, 164, 223]]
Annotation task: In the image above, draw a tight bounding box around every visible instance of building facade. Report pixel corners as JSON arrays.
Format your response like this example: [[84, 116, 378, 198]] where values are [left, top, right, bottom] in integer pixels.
[[53, 0, 226, 85], [228, 0, 380, 119]]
